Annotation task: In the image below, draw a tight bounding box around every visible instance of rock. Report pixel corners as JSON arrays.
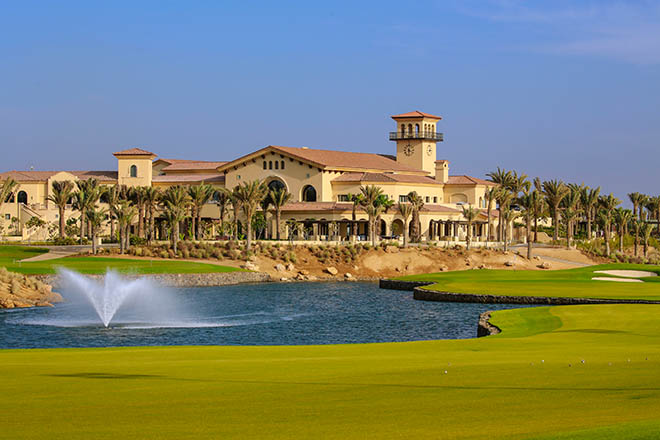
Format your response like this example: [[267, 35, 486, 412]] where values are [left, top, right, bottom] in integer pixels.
[[274, 263, 286, 272], [395, 267, 401, 272], [307, 275, 318, 281], [296, 273, 306, 281], [248, 255, 257, 262], [298, 269, 310, 276], [280, 277, 289, 282], [325, 266, 338, 275], [243, 262, 259, 271], [533, 256, 542, 261], [385, 245, 399, 254], [344, 273, 353, 279], [286, 263, 295, 272], [352, 265, 359, 271], [538, 262, 551, 269], [478, 264, 488, 270], [439, 265, 448, 272], [504, 261, 515, 267]]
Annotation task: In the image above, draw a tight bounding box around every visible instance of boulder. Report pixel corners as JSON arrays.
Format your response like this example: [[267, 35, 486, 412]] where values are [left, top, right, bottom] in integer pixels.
[[243, 262, 259, 271], [296, 273, 306, 281], [280, 277, 289, 282], [504, 261, 515, 267], [325, 266, 338, 275], [344, 272, 353, 279], [385, 245, 399, 254], [286, 263, 295, 272], [307, 275, 318, 281], [274, 263, 286, 272], [298, 269, 310, 276], [537, 262, 551, 269], [439, 265, 448, 272]]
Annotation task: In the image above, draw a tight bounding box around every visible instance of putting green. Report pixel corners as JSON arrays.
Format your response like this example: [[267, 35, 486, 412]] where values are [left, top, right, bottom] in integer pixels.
[[1, 303, 660, 439], [0, 245, 241, 275], [399, 264, 660, 301]]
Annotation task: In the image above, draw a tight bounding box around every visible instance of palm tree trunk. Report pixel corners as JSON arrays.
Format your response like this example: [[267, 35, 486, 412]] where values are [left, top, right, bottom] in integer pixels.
[[79, 208, 86, 244], [352, 207, 357, 242], [605, 224, 611, 256], [486, 209, 491, 247], [634, 233, 639, 257], [553, 206, 559, 242], [58, 206, 65, 238], [466, 222, 472, 250], [173, 222, 179, 253], [403, 220, 409, 247], [246, 213, 253, 250], [619, 226, 624, 253], [110, 217, 116, 242], [275, 210, 281, 240], [587, 210, 592, 240], [138, 206, 144, 239], [197, 213, 202, 240], [526, 214, 532, 259]]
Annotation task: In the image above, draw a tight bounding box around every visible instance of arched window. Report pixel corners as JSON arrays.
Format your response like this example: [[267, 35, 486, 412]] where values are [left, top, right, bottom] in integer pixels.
[[268, 161, 272, 170], [268, 179, 286, 193], [263, 161, 267, 170], [415, 124, 420, 136], [407, 124, 412, 136], [274, 161, 279, 170], [401, 124, 405, 137], [281, 160, 285, 169], [130, 165, 138, 177], [17, 191, 28, 204], [301, 185, 317, 202]]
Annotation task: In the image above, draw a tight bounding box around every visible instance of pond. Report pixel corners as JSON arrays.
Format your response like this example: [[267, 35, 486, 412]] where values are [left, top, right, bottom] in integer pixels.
[[0, 281, 527, 349]]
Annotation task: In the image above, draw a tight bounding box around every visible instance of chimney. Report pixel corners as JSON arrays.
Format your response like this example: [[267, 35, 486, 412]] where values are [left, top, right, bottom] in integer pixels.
[[435, 160, 449, 183]]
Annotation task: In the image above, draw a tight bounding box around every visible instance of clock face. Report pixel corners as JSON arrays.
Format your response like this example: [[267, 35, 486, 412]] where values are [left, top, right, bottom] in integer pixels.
[[404, 144, 415, 156], [426, 145, 433, 156]]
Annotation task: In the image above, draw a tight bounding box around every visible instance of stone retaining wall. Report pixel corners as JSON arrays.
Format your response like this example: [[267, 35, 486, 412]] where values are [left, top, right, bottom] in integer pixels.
[[378, 279, 434, 291], [477, 311, 501, 337], [34, 272, 272, 288]]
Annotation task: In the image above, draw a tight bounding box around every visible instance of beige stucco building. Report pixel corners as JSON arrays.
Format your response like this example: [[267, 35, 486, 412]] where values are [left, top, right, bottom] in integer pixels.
[[1, 111, 498, 242]]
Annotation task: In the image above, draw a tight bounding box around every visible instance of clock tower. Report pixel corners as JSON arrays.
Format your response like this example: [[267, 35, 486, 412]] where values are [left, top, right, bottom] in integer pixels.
[[390, 111, 443, 175]]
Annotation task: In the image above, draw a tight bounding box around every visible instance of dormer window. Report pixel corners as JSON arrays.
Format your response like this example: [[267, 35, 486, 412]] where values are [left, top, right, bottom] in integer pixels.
[[130, 165, 138, 177]]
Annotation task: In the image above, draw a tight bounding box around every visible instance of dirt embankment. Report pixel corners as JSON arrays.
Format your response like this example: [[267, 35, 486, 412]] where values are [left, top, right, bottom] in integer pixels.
[[0, 267, 62, 309]]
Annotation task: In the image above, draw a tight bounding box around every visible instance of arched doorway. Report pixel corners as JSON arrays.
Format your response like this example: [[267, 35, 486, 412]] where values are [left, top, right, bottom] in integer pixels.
[[301, 185, 317, 202], [392, 219, 404, 236], [17, 191, 28, 204], [268, 179, 286, 193], [378, 219, 387, 237]]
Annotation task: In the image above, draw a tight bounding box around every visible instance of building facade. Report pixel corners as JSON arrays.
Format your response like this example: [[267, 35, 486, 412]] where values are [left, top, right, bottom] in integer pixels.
[[0, 111, 498, 242]]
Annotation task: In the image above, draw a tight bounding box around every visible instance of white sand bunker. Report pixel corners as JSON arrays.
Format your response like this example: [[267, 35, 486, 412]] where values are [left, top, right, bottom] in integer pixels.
[[594, 270, 657, 278], [592, 277, 643, 283]]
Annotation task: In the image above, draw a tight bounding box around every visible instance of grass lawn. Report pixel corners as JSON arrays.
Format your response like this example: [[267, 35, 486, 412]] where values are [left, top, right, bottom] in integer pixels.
[[0, 245, 241, 275], [1, 304, 660, 439], [398, 264, 660, 301]]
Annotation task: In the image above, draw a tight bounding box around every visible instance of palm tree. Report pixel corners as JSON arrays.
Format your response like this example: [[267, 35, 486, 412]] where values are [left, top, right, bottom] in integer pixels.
[[396, 201, 413, 247], [517, 190, 535, 258], [486, 167, 513, 241], [0, 177, 18, 211], [375, 194, 394, 238], [542, 180, 569, 242], [638, 194, 649, 220], [599, 194, 621, 257], [188, 183, 214, 241], [561, 187, 581, 248], [115, 200, 136, 254], [46, 180, 75, 239], [581, 186, 601, 240], [628, 192, 645, 221], [229, 187, 242, 241], [359, 185, 385, 246], [86, 207, 107, 255], [496, 188, 514, 249], [104, 184, 126, 242], [406, 191, 424, 243], [348, 193, 364, 242], [160, 185, 190, 253], [461, 204, 480, 250], [500, 207, 517, 252], [641, 222, 655, 258], [485, 186, 497, 245], [614, 208, 633, 254], [129, 186, 147, 239], [233, 180, 268, 250], [142, 186, 160, 244], [73, 178, 100, 244], [269, 188, 292, 241], [632, 218, 641, 257], [214, 188, 231, 237]]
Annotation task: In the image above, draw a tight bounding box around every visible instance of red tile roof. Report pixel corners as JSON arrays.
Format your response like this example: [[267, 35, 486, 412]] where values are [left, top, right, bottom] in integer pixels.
[[420, 204, 461, 213], [159, 159, 228, 171], [225, 145, 426, 174], [391, 111, 442, 120], [113, 147, 156, 157], [151, 173, 225, 184], [332, 172, 442, 185], [446, 175, 496, 186]]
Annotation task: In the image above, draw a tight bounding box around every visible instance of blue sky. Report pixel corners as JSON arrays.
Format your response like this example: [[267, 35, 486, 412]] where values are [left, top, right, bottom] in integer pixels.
[[1, 0, 659, 203]]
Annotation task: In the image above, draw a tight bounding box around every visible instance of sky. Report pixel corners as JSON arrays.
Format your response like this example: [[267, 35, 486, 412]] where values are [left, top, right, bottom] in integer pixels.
[[1, 0, 659, 204]]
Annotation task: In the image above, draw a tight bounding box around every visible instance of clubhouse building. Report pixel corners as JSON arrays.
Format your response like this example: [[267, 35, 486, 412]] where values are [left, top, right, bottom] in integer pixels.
[[1, 111, 498, 242]]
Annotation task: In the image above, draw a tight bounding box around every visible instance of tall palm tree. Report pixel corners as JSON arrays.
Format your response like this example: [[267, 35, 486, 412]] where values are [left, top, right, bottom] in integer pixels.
[[359, 185, 385, 246], [128, 186, 147, 239], [542, 180, 569, 242], [599, 194, 621, 257], [581, 186, 601, 240], [229, 187, 242, 241], [487, 167, 513, 241], [115, 200, 136, 254], [628, 192, 645, 221], [86, 207, 107, 255], [614, 208, 633, 254], [495, 188, 514, 249], [485, 186, 497, 245], [461, 204, 480, 250], [561, 187, 581, 248], [269, 188, 292, 241], [631, 218, 641, 257], [396, 201, 413, 247], [233, 180, 268, 250], [47, 180, 75, 239], [160, 185, 190, 253], [348, 193, 364, 242], [73, 178, 100, 244], [500, 207, 517, 252], [215, 188, 231, 237], [188, 183, 214, 240], [638, 194, 649, 220], [375, 194, 394, 237], [406, 191, 424, 243], [517, 190, 535, 258], [641, 223, 655, 258], [0, 177, 18, 211], [142, 186, 160, 244], [104, 184, 126, 242]]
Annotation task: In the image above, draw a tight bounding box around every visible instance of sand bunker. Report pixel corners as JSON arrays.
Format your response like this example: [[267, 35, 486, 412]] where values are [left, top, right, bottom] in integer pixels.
[[592, 277, 643, 283], [593, 270, 657, 279]]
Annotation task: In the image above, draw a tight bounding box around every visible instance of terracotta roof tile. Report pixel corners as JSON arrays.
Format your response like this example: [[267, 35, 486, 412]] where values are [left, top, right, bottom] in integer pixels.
[[420, 204, 461, 213], [391, 110, 442, 120], [281, 202, 354, 213], [332, 172, 442, 185], [160, 159, 228, 171], [151, 173, 225, 183], [446, 175, 496, 186], [113, 147, 156, 156]]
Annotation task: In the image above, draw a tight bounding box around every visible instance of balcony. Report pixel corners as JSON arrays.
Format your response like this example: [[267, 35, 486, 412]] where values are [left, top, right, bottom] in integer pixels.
[[389, 131, 443, 141]]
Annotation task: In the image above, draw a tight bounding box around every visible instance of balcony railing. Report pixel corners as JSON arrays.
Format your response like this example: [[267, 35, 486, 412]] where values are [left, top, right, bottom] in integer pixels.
[[389, 131, 443, 141]]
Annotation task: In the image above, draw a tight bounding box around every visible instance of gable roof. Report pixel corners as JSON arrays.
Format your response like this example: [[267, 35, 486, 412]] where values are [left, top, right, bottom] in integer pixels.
[[113, 147, 156, 157], [217, 145, 427, 174], [332, 172, 442, 185], [446, 175, 496, 186], [151, 173, 225, 184], [157, 159, 228, 172], [0, 170, 118, 183], [391, 110, 442, 120]]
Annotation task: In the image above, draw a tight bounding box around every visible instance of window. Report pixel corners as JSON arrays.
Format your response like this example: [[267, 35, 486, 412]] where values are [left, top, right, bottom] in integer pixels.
[[17, 191, 28, 204], [268, 179, 285, 192], [281, 160, 285, 169], [399, 195, 408, 203], [338, 194, 349, 202], [130, 165, 138, 177], [302, 185, 317, 202], [263, 161, 267, 170], [4, 214, 9, 220], [268, 161, 272, 170], [425, 196, 430, 203], [433, 196, 438, 203], [275, 161, 279, 170]]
